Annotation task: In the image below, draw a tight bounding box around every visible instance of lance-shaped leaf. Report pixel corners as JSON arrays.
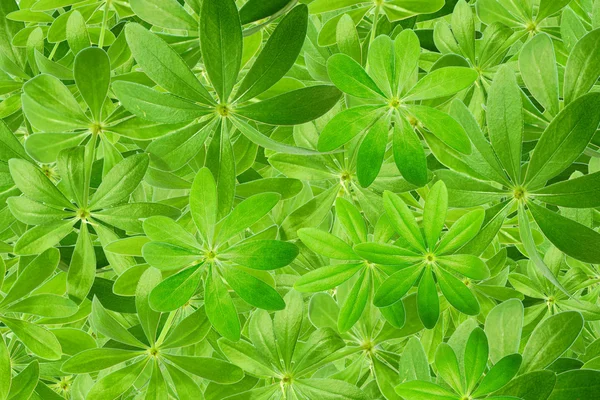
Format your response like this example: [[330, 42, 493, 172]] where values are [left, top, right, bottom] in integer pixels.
[[205, 267, 240, 341], [112, 81, 212, 124], [223, 267, 285, 310], [519, 33, 559, 116], [149, 264, 203, 312], [404, 66, 477, 101], [520, 311, 583, 373], [406, 105, 472, 155], [486, 65, 523, 183], [89, 153, 149, 210], [222, 240, 299, 270], [22, 74, 89, 131], [86, 360, 148, 400], [235, 85, 342, 125], [129, 0, 198, 31], [563, 28, 600, 105], [327, 53, 386, 99], [294, 263, 364, 292], [531, 171, 600, 208], [125, 23, 213, 104], [357, 109, 388, 187], [317, 105, 382, 152], [200, 0, 242, 102], [67, 223, 96, 303], [235, 5, 308, 103], [525, 92, 600, 188], [528, 201, 600, 263], [0, 317, 62, 360], [393, 116, 429, 186], [8, 158, 72, 209]]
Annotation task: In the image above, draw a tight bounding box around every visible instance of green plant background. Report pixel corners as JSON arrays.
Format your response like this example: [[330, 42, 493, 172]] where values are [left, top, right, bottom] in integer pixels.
[[1, 0, 600, 398]]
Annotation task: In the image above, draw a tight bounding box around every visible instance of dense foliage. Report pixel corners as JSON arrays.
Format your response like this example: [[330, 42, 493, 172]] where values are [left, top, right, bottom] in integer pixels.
[[1, 0, 600, 398]]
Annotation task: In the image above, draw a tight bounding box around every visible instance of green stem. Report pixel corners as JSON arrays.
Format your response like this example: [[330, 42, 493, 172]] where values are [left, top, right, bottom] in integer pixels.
[[370, 5, 381, 45], [98, 0, 111, 48], [83, 132, 98, 208], [48, 43, 60, 60], [156, 310, 178, 347]]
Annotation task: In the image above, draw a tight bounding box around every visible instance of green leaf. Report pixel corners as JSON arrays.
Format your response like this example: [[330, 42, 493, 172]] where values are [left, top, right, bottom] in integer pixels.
[[218, 337, 277, 378], [436, 209, 484, 254], [223, 267, 285, 310], [338, 269, 371, 332], [404, 67, 477, 101], [74, 47, 110, 122], [67, 223, 96, 303], [393, 116, 429, 186], [395, 380, 458, 400], [0, 317, 61, 360], [563, 28, 600, 104], [235, 5, 308, 102], [86, 360, 148, 400], [436, 254, 490, 280], [528, 201, 600, 263], [520, 311, 584, 373], [216, 192, 280, 244], [298, 228, 359, 260], [406, 105, 472, 154], [464, 328, 489, 392], [22, 73, 89, 132], [294, 263, 363, 292], [14, 219, 76, 256], [484, 299, 523, 363], [91, 297, 146, 348], [336, 13, 361, 64], [8, 158, 72, 208], [129, 0, 198, 31], [531, 171, 600, 208], [89, 153, 149, 210], [486, 65, 523, 182], [66, 11, 89, 55], [436, 267, 480, 315], [435, 343, 463, 393], [6, 361, 38, 400], [383, 191, 426, 252], [357, 115, 388, 187], [223, 240, 298, 270], [205, 267, 240, 341], [112, 81, 212, 124], [275, 290, 303, 370], [164, 354, 244, 383], [190, 167, 218, 243], [519, 33, 559, 116], [0, 248, 59, 307], [327, 53, 385, 99], [7, 294, 79, 318], [199, 0, 242, 102], [0, 334, 10, 400], [548, 369, 600, 400], [125, 23, 213, 105], [374, 265, 422, 307], [135, 267, 162, 345], [525, 93, 600, 188], [148, 264, 202, 312], [317, 105, 382, 152], [235, 85, 342, 125], [417, 267, 439, 329], [423, 180, 448, 249], [61, 348, 144, 373], [472, 354, 522, 397], [294, 379, 368, 400]]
